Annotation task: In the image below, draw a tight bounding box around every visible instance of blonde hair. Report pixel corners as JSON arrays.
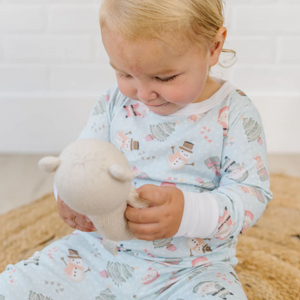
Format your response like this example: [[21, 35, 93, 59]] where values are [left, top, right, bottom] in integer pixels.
[[99, 0, 236, 71]]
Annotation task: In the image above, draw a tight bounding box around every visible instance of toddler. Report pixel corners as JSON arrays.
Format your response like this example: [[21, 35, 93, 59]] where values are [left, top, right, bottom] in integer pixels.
[[0, 0, 273, 299]]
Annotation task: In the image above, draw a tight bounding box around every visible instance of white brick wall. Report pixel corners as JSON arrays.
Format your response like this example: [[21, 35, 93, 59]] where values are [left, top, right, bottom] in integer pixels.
[[6, 36, 94, 63], [0, 6, 46, 33], [0, 0, 299, 153]]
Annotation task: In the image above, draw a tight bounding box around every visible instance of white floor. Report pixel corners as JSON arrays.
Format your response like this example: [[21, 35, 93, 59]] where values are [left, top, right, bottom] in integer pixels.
[[0, 153, 300, 215]]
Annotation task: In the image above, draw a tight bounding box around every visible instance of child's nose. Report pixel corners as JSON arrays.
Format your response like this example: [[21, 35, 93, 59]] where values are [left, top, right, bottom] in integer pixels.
[[137, 89, 158, 102]]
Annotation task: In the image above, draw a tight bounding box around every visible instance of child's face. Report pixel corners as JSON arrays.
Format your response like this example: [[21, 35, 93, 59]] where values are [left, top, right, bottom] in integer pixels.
[[102, 30, 220, 116]]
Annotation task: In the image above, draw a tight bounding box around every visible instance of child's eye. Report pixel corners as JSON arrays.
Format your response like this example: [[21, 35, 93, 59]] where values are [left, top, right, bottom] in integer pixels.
[[155, 76, 177, 82], [117, 72, 177, 83], [117, 73, 132, 79]]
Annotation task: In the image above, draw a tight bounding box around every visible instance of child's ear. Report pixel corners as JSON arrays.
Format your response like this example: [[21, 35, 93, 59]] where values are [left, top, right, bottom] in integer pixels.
[[209, 26, 227, 67]]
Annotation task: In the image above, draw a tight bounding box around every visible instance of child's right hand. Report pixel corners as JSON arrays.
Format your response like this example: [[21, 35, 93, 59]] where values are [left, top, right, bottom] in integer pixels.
[[57, 194, 97, 232]]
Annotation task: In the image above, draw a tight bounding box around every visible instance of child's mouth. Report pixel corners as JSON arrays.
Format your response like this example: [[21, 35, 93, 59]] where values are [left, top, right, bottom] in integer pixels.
[[147, 103, 167, 107]]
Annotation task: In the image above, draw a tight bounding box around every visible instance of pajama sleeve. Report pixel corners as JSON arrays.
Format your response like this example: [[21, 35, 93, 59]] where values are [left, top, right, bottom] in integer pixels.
[[175, 95, 273, 240], [208, 96, 273, 240], [76, 83, 120, 142]]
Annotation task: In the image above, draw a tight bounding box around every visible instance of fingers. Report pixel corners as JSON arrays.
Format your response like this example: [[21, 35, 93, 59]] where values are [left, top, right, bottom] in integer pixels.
[[62, 215, 96, 232], [125, 185, 173, 224], [137, 184, 170, 206], [125, 205, 161, 224], [127, 185, 182, 241], [57, 196, 97, 232], [127, 221, 161, 241], [126, 184, 172, 224]]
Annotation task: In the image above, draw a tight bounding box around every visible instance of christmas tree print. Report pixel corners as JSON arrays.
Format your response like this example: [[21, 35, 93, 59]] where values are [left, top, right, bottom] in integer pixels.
[[196, 178, 217, 192], [153, 238, 176, 251], [241, 116, 263, 145], [101, 262, 135, 286], [162, 258, 183, 266], [187, 266, 209, 282], [28, 291, 53, 300], [96, 288, 116, 300], [145, 121, 178, 142], [92, 95, 107, 115]]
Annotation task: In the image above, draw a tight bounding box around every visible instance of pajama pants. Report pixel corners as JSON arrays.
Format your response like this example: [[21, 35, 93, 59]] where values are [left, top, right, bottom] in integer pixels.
[[0, 231, 248, 300]]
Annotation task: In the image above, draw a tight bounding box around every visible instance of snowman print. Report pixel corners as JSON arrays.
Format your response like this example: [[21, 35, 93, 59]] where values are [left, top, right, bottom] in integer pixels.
[[168, 141, 195, 170], [61, 249, 91, 282]]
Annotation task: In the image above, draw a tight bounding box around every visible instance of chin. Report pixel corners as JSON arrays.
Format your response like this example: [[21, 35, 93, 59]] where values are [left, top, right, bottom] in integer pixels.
[[149, 106, 178, 116]]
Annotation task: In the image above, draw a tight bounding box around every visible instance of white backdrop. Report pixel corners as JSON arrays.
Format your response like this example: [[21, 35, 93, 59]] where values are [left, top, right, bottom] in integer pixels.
[[0, 0, 299, 153]]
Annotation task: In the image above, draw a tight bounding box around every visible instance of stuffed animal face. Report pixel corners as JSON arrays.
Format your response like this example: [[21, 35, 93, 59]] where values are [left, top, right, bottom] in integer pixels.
[[39, 139, 134, 216]]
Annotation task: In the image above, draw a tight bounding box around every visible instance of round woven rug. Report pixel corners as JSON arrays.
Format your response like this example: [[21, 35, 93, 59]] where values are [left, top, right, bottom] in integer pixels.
[[0, 174, 299, 299]]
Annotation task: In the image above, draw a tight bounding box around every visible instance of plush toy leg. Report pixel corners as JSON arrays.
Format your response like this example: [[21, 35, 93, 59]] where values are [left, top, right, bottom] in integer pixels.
[[102, 239, 119, 256]]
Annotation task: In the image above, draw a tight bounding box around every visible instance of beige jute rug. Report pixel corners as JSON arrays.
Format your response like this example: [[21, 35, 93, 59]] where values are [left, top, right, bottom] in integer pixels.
[[0, 174, 299, 299]]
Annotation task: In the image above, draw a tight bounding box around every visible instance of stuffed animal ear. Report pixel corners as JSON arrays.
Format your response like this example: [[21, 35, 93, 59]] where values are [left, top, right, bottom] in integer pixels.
[[38, 156, 60, 173], [108, 164, 134, 182]]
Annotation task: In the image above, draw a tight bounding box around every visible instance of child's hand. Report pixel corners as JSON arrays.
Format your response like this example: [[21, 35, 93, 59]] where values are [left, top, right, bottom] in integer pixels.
[[125, 185, 184, 241], [57, 194, 97, 232]]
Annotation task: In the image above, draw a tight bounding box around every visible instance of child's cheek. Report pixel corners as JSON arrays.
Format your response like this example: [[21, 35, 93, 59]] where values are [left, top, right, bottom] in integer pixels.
[[117, 81, 136, 100], [167, 90, 197, 106]]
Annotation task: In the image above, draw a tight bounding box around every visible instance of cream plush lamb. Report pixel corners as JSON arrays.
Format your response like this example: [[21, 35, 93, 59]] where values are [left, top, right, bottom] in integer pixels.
[[38, 138, 151, 256]]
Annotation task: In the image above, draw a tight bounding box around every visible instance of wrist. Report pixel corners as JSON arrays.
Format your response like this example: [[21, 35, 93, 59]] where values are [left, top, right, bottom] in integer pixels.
[[173, 187, 185, 236]]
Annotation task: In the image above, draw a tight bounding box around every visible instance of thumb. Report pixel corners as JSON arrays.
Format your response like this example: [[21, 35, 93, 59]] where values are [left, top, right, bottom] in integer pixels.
[[137, 184, 169, 207]]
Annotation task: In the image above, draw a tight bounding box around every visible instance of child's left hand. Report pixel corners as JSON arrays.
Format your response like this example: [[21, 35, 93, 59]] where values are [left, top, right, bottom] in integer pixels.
[[125, 184, 184, 241]]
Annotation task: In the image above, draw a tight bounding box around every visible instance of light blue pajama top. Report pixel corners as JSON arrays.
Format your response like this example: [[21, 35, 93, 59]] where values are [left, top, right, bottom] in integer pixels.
[[75, 77, 273, 269]]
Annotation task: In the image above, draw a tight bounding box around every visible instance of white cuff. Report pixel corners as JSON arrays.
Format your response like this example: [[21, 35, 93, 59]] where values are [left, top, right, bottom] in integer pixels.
[[53, 183, 58, 201], [173, 191, 219, 238]]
